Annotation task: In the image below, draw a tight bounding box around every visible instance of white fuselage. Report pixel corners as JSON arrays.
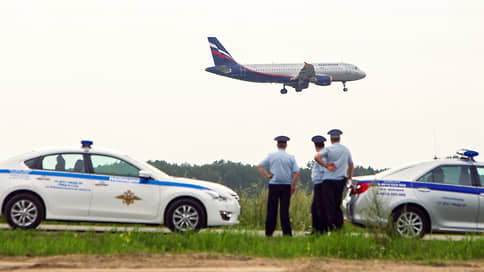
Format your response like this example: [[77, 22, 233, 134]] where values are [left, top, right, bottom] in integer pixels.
[[243, 63, 365, 82]]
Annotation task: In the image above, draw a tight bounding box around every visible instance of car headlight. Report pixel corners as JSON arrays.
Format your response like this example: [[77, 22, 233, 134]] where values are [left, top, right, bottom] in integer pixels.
[[205, 190, 228, 201]]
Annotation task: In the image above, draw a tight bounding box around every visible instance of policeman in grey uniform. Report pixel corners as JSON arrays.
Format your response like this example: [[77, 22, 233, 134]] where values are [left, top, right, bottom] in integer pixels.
[[314, 129, 353, 230], [258, 136, 300, 236], [310, 135, 328, 234]]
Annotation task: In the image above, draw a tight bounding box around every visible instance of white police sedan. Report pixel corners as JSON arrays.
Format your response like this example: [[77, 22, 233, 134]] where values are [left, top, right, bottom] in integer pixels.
[[0, 141, 240, 231], [345, 149, 484, 237]]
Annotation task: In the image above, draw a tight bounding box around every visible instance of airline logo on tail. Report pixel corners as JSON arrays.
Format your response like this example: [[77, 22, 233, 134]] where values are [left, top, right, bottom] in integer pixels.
[[208, 37, 236, 66]]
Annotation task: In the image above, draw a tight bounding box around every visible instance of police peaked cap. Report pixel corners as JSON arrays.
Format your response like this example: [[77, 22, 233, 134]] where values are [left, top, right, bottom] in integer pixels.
[[311, 135, 327, 143], [274, 136, 290, 142], [327, 129, 343, 136]]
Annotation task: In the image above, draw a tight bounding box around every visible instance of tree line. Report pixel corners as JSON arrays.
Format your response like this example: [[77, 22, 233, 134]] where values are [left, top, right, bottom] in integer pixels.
[[148, 160, 383, 196]]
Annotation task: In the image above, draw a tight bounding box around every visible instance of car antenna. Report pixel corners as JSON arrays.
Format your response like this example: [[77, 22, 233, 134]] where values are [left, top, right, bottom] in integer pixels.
[[432, 129, 438, 160]]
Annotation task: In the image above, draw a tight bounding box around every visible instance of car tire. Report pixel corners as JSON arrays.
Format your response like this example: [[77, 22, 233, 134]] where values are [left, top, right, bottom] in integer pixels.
[[5, 193, 44, 229], [391, 205, 429, 238], [165, 198, 206, 232]]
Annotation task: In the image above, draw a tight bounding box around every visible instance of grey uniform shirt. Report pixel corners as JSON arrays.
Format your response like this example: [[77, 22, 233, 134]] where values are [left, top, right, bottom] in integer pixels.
[[259, 149, 299, 185], [319, 142, 353, 180], [311, 159, 326, 184]]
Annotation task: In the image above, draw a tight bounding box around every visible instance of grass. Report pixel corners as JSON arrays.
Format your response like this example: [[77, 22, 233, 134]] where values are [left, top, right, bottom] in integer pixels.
[[1, 229, 484, 261], [237, 188, 364, 233], [3, 188, 479, 261], [0, 187, 483, 262]]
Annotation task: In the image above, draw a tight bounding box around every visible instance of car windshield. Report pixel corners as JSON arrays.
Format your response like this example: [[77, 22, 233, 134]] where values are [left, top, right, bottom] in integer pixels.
[[142, 161, 171, 178], [125, 155, 170, 179]]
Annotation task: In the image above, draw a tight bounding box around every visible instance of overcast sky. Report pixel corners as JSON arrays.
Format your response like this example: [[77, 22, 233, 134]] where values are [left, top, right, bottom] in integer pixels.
[[1, 0, 483, 170]]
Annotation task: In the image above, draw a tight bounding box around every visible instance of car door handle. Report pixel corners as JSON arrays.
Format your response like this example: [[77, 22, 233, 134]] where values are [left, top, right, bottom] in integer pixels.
[[418, 188, 431, 193], [95, 182, 108, 186], [36, 177, 50, 181]]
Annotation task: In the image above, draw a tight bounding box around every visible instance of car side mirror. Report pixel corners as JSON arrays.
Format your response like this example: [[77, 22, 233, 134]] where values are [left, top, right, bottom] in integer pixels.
[[139, 170, 153, 181]]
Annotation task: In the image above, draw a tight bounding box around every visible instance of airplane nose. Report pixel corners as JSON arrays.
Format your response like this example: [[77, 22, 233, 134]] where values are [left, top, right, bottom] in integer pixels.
[[360, 70, 366, 79]]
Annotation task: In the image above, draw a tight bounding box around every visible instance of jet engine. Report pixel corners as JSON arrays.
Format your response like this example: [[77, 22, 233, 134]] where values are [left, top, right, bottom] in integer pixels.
[[312, 75, 332, 86]]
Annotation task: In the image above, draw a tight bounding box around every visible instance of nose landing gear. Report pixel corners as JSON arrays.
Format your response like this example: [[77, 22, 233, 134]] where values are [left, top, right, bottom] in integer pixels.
[[342, 81, 348, 92]]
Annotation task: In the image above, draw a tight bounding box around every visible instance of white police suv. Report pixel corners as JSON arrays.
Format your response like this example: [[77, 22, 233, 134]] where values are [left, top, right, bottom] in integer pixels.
[[345, 149, 484, 237], [0, 141, 240, 231]]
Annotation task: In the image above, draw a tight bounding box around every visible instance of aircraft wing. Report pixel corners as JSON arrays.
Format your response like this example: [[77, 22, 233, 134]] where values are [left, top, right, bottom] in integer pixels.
[[288, 62, 315, 91], [293, 62, 315, 81]]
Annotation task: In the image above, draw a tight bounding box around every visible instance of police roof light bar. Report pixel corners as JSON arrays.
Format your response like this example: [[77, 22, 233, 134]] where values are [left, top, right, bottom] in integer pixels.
[[456, 149, 479, 161], [81, 140, 93, 149]]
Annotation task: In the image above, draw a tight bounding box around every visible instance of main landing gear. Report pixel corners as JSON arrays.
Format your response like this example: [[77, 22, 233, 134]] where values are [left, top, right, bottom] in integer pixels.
[[280, 84, 288, 94], [342, 81, 348, 92]]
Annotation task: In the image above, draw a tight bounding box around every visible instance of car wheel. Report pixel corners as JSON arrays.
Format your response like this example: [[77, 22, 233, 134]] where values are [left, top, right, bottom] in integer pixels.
[[392, 205, 428, 238], [166, 198, 206, 232], [5, 193, 44, 229]]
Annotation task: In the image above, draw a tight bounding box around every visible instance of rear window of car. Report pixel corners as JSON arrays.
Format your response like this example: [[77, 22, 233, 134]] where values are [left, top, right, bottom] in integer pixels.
[[41, 153, 86, 173], [376, 163, 421, 180], [24, 158, 40, 169]]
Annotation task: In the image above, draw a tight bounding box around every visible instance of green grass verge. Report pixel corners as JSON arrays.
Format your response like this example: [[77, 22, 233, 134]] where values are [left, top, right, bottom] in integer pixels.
[[1, 229, 484, 261]]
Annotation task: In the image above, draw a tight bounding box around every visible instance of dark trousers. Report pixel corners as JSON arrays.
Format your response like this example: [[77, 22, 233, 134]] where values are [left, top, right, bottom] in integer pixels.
[[324, 178, 347, 230], [311, 183, 328, 233], [266, 184, 292, 236]]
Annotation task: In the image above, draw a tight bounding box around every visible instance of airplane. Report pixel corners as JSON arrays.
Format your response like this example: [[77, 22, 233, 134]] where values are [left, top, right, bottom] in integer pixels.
[[205, 37, 366, 94]]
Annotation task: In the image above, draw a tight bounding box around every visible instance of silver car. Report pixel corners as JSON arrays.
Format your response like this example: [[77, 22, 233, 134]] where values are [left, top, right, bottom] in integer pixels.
[[345, 149, 484, 237]]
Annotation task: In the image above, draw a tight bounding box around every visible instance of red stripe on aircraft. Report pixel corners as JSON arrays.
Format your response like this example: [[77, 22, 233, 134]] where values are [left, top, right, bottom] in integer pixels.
[[211, 48, 293, 79]]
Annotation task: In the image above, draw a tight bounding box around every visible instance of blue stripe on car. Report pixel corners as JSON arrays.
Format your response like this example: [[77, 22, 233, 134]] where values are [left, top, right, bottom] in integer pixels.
[[358, 180, 482, 194], [0, 169, 211, 191]]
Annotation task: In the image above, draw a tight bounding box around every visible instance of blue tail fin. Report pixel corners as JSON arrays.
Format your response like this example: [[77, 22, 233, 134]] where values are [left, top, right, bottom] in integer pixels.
[[208, 37, 237, 66]]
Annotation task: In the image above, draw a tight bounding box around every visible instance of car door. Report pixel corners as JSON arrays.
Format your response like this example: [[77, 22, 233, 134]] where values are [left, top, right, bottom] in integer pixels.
[[414, 165, 479, 230], [87, 154, 160, 221], [29, 153, 93, 218], [474, 166, 484, 229]]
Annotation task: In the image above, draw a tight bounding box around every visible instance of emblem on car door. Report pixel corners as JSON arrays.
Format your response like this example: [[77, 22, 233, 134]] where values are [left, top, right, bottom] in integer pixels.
[[116, 190, 142, 206]]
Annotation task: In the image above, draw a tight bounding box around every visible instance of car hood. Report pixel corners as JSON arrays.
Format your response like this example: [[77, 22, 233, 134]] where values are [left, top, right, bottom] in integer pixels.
[[171, 176, 238, 197]]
